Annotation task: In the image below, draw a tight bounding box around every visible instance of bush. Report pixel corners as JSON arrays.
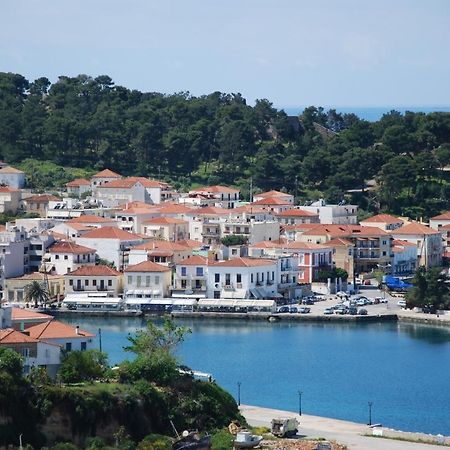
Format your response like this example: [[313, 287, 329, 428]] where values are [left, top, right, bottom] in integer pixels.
[[211, 428, 234, 450], [58, 350, 108, 383]]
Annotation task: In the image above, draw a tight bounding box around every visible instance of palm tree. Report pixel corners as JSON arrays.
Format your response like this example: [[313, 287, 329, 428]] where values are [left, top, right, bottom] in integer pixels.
[[24, 281, 50, 308]]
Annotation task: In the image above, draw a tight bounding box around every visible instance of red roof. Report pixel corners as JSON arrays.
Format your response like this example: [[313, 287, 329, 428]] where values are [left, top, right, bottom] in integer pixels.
[[256, 190, 293, 198], [66, 265, 121, 277], [124, 261, 171, 272], [28, 320, 94, 339], [179, 255, 208, 266], [80, 226, 142, 240], [132, 240, 190, 252], [190, 206, 229, 216], [0, 328, 40, 344], [98, 177, 169, 190], [66, 178, 90, 187], [392, 239, 417, 247], [67, 215, 114, 224], [92, 169, 121, 178], [276, 208, 318, 217], [251, 197, 291, 206], [393, 222, 440, 236], [302, 224, 390, 237], [231, 205, 268, 214], [0, 186, 19, 193], [11, 307, 53, 322], [155, 204, 196, 214], [192, 185, 240, 194], [49, 241, 95, 254], [177, 239, 203, 249], [251, 241, 330, 250], [361, 214, 403, 224], [25, 194, 60, 203], [143, 217, 187, 225], [327, 237, 354, 247], [212, 257, 275, 267], [431, 211, 450, 221], [118, 201, 155, 210]]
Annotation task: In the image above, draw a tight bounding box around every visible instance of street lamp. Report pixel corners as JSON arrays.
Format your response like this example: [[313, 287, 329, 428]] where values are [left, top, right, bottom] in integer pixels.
[[237, 382, 241, 406], [368, 401, 373, 426], [298, 390, 303, 416], [98, 328, 102, 353]]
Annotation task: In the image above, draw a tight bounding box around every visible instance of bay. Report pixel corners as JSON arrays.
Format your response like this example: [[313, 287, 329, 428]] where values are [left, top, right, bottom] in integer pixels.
[[60, 316, 450, 436]]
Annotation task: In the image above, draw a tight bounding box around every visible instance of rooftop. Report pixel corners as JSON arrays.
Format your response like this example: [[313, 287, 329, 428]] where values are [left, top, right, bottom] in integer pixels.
[[212, 257, 275, 268], [276, 208, 318, 217], [255, 190, 293, 198], [66, 178, 91, 187], [251, 197, 291, 206], [49, 241, 96, 254], [0, 328, 40, 344], [192, 185, 240, 194], [66, 264, 122, 277], [11, 307, 53, 322], [143, 217, 187, 225], [91, 169, 121, 178], [28, 320, 94, 339], [179, 255, 208, 266], [361, 214, 403, 224], [80, 226, 142, 240], [0, 166, 24, 174], [430, 211, 450, 221], [393, 222, 440, 236], [67, 215, 114, 224], [124, 260, 171, 272]]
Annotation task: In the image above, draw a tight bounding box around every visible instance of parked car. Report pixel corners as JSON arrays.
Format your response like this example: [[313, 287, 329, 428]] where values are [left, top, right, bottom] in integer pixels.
[[397, 300, 407, 308], [323, 308, 334, 315], [289, 306, 299, 313], [302, 298, 315, 305], [422, 306, 437, 314], [348, 307, 358, 315], [356, 299, 366, 306], [358, 308, 368, 315], [299, 307, 311, 314], [334, 307, 348, 315], [277, 306, 290, 313]]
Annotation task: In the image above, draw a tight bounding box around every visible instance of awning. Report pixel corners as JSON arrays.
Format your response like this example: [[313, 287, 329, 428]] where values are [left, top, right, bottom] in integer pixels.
[[172, 299, 197, 306], [171, 293, 206, 299]]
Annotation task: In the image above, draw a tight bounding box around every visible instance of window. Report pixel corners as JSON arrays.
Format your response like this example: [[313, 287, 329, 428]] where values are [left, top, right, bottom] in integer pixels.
[[69, 279, 73, 286], [196, 267, 203, 276], [251, 273, 254, 283], [65, 342, 72, 351], [215, 273, 220, 283], [146, 276, 150, 287], [181, 267, 187, 276], [64, 255, 68, 260], [84, 279, 89, 286], [382, 251, 387, 256], [155, 276, 160, 285], [93, 279, 97, 286], [137, 276, 141, 287], [108, 280, 112, 286], [127, 276, 132, 284], [382, 240, 387, 245], [21, 348, 30, 358], [236, 274, 242, 283], [214, 290, 221, 299], [81, 342, 87, 351], [55, 255, 59, 260]]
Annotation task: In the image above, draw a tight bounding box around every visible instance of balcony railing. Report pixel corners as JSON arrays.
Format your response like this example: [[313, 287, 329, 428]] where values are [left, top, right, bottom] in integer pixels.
[[222, 283, 234, 290]]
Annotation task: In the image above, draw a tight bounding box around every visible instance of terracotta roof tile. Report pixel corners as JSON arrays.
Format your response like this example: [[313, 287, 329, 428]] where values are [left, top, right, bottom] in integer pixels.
[[143, 217, 188, 225], [251, 197, 291, 206], [0, 166, 24, 174], [124, 261, 171, 272], [255, 190, 292, 198], [192, 185, 239, 194], [67, 215, 114, 224], [189, 206, 229, 216], [25, 194, 60, 203], [132, 240, 190, 252], [276, 208, 318, 217], [66, 178, 91, 187], [393, 222, 440, 236], [361, 214, 403, 224], [431, 211, 450, 221], [11, 307, 53, 321], [92, 169, 121, 178], [178, 255, 208, 266], [28, 320, 94, 339], [0, 186, 19, 193], [0, 328, 40, 344], [49, 241, 96, 254], [66, 265, 122, 277], [176, 239, 203, 249], [212, 257, 275, 267], [81, 226, 142, 240]]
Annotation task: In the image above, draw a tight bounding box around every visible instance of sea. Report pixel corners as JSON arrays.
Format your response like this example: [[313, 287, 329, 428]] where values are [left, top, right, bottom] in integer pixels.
[[281, 106, 450, 122], [61, 315, 450, 437]]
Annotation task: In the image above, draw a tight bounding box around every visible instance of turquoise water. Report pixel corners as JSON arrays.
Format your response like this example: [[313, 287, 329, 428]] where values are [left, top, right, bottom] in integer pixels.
[[61, 316, 450, 436], [282, 106, 450, 121]]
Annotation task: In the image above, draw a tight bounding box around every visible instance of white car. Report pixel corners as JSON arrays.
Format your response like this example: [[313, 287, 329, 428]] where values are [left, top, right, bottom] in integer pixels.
[[323, 308, 334, 315], [397, 300, 407, 308]]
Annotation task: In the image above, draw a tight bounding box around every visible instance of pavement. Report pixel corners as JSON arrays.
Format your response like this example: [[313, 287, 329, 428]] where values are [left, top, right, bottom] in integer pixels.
[[240, 404, 445, 449]]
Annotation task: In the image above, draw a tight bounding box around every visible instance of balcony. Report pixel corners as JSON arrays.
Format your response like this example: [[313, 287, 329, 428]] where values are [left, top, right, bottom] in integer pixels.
[[222, 283, 234, 290]]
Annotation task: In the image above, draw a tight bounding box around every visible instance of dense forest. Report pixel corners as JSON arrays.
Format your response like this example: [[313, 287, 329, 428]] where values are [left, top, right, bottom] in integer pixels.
[[1, 72, 450, 219]]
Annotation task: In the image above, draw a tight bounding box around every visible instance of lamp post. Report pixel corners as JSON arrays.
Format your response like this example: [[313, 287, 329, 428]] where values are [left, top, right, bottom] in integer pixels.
[[237, 382, 241, 406], [298, 390, 303, 416], [98, 328, 102, 353], [368, 401, 373, 426]]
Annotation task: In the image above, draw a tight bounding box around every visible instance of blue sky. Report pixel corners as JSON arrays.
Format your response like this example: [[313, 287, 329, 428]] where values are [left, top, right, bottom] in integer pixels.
[[1, 0, 449, 108]]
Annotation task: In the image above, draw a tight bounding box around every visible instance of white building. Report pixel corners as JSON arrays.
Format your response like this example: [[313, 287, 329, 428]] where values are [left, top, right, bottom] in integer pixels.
[[360, 214, 405, 231], [90, 168, 122, 192], [124, 260, 172, 299], [301, 199, 358, 224], [253, 190, 294, 205], [0, 166, 25, 189], [128, 240, 193, 266], [0, 186, 21, 214], [75, 226, 143, 270], [65, 264, 123, 295], [0, 305, 12, 328], [189, 185, 240, 209], [48, 241, 96, 275], [0, 227, 30, 289], [172, 255, 208, 298], [66, 178, 91, 197], [141, 217, 189, 241], [220, 220, 280, 245], [392, 240, 417, 275]]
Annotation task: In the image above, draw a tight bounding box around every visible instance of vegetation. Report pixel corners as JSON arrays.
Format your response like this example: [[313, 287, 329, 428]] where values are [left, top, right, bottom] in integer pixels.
[[405, 267, 450, 311], [24, 280, 50, 307], [1, 73, 450, 218], [220, 235, 248, 246], [0, 319, 241, 449], [317, 267, 348, 282]]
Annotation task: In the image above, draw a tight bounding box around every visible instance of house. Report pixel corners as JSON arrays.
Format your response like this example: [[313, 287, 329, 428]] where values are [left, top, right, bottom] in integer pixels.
[[75, 227, 143, 270], [301, 199, 358, 224], [392, 222, 442, 268], [274, 208, 320, 225], [4, 272, 65, 304], [220, 219, 280, 245], [172, 255, 209, 298], [141, 217, 189, 241], [10, 307, 53, 330], [23, 194, 61, 218], [49, 222, 96, 239], [128, 240, 193, 266], [66, 178, 91, 197], [0, 305, 12, 328], [0, 328, 61, 376], [392, 240, 417, 275], [0, 227, 30, 289], [48, 240, 97, 275], [360, 214, 404, 231], [64, 265, 123, 296], [327, 238, 355, 281], [124, 260, 172, 299], [0, 186, 21, 213], [27, 320, 95, 352], [90, 168, 121, 191], [207, 257, 280, 299], [189, 185, 240, 209], [228, 205, 275, 222], [429, 211, 450, 230], [253, 190, 294, 205], [115, 206, 159, 233], [0, 166, 25, 189], [250, 197, 291, 214]]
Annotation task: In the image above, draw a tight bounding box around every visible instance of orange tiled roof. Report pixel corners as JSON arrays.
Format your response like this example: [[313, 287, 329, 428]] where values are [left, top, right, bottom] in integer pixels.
[[392, 239, 417, 247], [98, 177, 168, 189], [189, 206, 230, 215], [255, 190, 292, 198], [80, 226, 142, 240], [66, 178, 91, 187], [67, 215, 114, 224], [430, 211, 450, 221], [132, 240, 190, 252], [25, 194, 60, 203], [212, 257, 275, 268], [124, 260, 171, 272], [143, 217, 187, 225], [155, 204, 196, 214], [0, 186, 19, 193], [276, 208, 318, 217], [178, 255, 208, 266], [327, 237, 354, 247], [11, 307, 53, 321], [28, 320, 94, 339], [393, 222, 439, 236], [49, 241, 95, 254], [66, 264, 122, 277], [118, 201, 155, 210], [230, 205, 269, 214], [176, 239, 203, 249], [361, 214, 403, 224], [92, 169, 121, 178], [0, 166, 24, 174], [251, 197, 291, 206], [192, 185, 240, 194], [0, 328, 40, 344]]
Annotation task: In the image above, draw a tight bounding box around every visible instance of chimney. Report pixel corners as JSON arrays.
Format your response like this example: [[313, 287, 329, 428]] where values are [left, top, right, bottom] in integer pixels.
[[75, 325, 79, 335]]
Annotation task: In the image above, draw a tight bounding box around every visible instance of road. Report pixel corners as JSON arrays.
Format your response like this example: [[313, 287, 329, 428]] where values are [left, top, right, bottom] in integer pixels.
[[240, 404, 445, 449]]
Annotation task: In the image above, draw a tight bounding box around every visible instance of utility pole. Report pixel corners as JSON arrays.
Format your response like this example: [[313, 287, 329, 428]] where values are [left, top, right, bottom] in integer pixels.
[[298, 390, 303, 416], [237, 381, 241, 406]]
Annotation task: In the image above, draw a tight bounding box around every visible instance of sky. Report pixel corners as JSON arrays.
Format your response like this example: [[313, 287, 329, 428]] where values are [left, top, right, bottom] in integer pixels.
[[1, 0, 450, 109]]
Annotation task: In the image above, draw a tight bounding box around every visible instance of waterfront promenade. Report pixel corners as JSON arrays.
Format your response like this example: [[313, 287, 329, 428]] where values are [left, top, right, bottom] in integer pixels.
[[240, 405, 448, 449]]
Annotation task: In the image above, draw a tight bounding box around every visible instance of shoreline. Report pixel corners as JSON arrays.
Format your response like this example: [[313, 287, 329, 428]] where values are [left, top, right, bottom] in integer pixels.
[[240, 404, 450, 449]]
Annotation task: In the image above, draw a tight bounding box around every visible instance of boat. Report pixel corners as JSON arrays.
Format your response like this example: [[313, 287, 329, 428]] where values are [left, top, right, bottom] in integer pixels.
[[233, 430, 263, 448], [172, 431, 211, 450]]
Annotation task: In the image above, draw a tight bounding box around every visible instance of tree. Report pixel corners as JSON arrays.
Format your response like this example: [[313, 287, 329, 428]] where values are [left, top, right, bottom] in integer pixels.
[[120, 319, 190, 385], [24, 280, 50, 308], [58, 350, 108, 383], [220, 235, 248, 246], [0, 347, 24, 379]]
